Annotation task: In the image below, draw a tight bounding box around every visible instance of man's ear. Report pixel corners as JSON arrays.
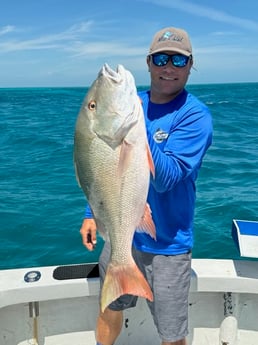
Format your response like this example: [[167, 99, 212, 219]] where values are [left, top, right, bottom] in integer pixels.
[[146, 55, 151, 71], [190, 56, 197, 71], [190, 56, 194, 67]]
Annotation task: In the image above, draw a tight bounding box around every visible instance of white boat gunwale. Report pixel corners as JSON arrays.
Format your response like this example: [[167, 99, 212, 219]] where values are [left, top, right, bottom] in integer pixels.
[[1, 259, 258, 345]]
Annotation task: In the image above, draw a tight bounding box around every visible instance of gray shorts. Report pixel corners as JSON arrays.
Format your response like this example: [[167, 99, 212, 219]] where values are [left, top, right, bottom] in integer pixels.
[[98, 242, 192, 342]]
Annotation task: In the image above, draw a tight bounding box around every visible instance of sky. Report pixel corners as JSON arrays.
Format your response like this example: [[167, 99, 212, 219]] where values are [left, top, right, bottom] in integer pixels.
[[1, 0, 258, 87]]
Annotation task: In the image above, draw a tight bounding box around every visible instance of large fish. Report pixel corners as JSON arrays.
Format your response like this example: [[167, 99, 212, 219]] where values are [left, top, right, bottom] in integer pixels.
[[74, 64, 155, 312]]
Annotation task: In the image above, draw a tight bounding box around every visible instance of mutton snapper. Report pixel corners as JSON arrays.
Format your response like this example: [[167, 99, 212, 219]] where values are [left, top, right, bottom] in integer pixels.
[[74, 64, 156, 312]]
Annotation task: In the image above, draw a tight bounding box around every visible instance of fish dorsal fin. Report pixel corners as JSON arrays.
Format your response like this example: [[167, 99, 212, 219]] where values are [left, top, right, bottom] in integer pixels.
[[136, 203, 156, 240]]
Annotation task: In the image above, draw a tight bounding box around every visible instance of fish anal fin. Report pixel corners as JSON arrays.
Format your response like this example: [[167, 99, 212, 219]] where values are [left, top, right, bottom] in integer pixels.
[[136, 203, 156, 240], [101, 262, 153, 313]]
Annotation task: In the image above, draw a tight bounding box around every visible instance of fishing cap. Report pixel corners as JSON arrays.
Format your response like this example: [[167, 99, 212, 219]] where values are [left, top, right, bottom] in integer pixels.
[[148, 27, 192, 56]]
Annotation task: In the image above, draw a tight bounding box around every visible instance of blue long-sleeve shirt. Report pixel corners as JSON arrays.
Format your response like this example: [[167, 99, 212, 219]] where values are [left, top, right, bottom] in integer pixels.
[[85, 88, 212, 255], [132, 89, 212, 254]]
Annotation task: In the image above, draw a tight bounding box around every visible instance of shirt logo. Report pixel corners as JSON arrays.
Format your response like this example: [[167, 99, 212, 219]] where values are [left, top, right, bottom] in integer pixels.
[[153, 129, 169, 143]]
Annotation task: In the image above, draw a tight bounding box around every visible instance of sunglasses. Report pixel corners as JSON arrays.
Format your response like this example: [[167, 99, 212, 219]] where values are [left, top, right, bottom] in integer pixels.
[[151, 53, 191, 68]]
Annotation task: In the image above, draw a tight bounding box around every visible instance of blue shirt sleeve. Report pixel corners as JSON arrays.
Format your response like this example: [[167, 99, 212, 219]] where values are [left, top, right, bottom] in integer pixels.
[[84, 203, 93, 218], [145, 92, 213, 193]]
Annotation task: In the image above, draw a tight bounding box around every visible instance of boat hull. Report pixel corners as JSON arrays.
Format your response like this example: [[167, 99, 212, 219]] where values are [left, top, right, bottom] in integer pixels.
[[1, 259, 258, 344]]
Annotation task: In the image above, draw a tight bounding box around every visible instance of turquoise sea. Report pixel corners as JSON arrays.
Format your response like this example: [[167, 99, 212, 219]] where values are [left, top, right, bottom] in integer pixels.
[[1, 83, 258, 270]]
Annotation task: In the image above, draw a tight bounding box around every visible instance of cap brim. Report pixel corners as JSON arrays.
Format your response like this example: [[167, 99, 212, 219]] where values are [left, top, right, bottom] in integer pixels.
[[149, 47, 192, 56]]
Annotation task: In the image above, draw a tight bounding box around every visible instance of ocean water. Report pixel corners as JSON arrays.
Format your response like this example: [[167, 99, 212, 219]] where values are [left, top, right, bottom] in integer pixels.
[[1, 83, 258, 270]]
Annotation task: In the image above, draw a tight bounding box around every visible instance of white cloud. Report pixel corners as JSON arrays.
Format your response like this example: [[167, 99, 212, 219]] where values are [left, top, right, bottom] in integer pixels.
[[0, 20, 147, 60], [68, 41, 145, 58], [140, 0, 258, 31], [0, 21, 94, 53], [0, 25, 16, 36]]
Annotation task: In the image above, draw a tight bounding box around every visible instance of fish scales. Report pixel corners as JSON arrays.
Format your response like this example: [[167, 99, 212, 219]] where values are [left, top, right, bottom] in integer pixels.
[[74, 64, 156, 312]]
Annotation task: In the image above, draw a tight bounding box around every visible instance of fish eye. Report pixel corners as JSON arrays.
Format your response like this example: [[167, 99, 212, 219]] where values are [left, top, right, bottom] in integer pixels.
[[88, 100, 96, 110]]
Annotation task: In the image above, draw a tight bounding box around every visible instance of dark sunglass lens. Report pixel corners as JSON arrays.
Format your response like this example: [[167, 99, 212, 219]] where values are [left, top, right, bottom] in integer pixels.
[[172, 55, 188, 67], [152, 54, 169, 66]]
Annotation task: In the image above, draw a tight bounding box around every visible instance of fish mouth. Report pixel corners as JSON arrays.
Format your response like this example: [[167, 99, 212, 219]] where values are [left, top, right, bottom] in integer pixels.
[[100, 63, 126, 83]]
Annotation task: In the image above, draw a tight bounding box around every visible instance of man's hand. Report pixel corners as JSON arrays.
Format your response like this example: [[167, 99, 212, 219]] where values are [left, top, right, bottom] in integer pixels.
[[80, 218, 97, 251]]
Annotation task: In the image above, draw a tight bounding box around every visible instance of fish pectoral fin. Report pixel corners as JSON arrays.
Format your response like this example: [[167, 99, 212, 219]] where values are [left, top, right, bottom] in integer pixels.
[[146, 142, 155, 178], [136, 203, 156, 240], [101, 262, 153, 313], [117, 140, 133, 178], [74, 162, 82, 188]]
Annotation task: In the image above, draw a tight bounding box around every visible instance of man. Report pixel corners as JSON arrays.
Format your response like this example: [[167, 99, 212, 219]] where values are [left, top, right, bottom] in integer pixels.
[[80, 26, 213, 345]]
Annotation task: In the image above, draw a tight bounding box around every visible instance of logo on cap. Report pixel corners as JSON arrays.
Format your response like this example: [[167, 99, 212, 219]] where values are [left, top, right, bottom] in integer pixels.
[[158, 31, 183, 43]]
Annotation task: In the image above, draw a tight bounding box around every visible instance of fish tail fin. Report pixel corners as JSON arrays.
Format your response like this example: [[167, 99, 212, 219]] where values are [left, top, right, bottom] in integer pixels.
[[100, 262, 153, 312]]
